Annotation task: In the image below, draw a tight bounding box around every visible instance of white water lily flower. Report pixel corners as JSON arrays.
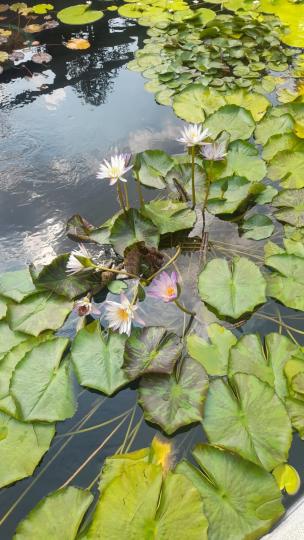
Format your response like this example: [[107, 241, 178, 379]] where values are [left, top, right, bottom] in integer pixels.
[[177, 124, 210, 147], [105, 294, 144, 336], [201, 141, 227, 161], [66, 244, 91, 275], [96, 154, 133, 186]]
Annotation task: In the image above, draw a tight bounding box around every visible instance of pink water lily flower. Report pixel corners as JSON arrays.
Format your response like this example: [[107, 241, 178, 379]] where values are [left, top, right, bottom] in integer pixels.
[[74, 296, 100, 317], [148, 271, 179, 303], [201, 141, 227, 161], [105, 294, 144, 336]]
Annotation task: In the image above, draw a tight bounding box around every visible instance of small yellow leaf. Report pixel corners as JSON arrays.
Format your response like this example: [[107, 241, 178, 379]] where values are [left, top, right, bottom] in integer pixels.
[[295, 122, 304, 139], [107, 5, 118, 10], [24, 24, 44, 33], [0, 28, 10, 36], [0, 50, 9, 62], [273, 463, 301, 495], [64, 38, 91, 50], [150, 435, 173, 474]]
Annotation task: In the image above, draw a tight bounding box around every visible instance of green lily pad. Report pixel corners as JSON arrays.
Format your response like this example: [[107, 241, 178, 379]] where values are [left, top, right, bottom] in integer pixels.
[[0, 268, 36, 302], [255, 185, 278, 205], [212, 141, 266, 183], [0, 297, 6, 320], [109, 209, 160, 256], [225, 90, 270, 121], [31, 254, 103, 300], [284, 350, 304, 400], [124, 326, 182, 380], [262, 133, 304, 162], [7, 292, 72, 336], [198, 256, 266, 319], [177, 444, 284, 540], [10, 338, 76, 423], [57, 4, 103, 25], [138, 357, 208, 434], [272, 188, 304, 227], [0, 411, 54, 488], [142, 200, 196, 234], [286, 397, 304, 439], [207, 176, 262, 215], [173, 84, 225, 123], [241, 214, 274, 240], [14, 487, 93, 540], [71, 320, 129, 395], [258, 0, 304, 47], [85, 461, 208, 540], [107, 280, 128, 294], [203, 373, 292, 470], [0, 321, 28, 358], [134, 150, 174, 189], [268, 151, 304, 189], [187, 323, 237, 376], [229, 333, 298, 401], [204, 105, 255, 142], [255, 113, 294, 146]]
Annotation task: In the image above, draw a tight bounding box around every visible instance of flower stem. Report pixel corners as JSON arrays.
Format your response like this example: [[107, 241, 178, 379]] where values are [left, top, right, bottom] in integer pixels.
[[117, 182, 127, 215], [174, 299, 196, 317], [146, 245, 181, 283], [123, 182, 130, 210], [202, 161, 213, 235], [191, 146, 196, 209], [135, 172, 145, 210]]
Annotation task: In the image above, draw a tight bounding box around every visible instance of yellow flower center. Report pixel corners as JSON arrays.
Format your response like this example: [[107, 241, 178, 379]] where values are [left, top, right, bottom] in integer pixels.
[[118, 308, 129, 321], [166, 286, 175, 297]]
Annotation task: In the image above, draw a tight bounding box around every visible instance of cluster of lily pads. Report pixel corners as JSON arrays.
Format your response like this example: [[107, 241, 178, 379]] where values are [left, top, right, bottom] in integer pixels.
[[2, 0, 304, 538]]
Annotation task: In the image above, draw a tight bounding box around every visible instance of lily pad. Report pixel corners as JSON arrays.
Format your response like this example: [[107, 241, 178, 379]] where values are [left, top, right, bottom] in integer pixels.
[[262, 133, 304, 162], [241, 214, 274, 240], [138, 357, 208, 434], [272, 188, 304, 227], [14, 487, 93, 539], [134, 150, 174, 189], [273, 463, 301, 496], [0, 411, 54, 488], [207, 176, 262, 215], [173, 84, 225, 123], [254, 113, 294, 146], [142, 200, 196, 234], [0, 268, 36, 302], [198, 256, 266, 319], [7, 292, 72, 336], [124, 326, 182, 380], [229, 333, 298, 401], [71, 320, 128, 395], [187, 323, 237, 376], [0, 297, 6, 319], [225, 90, 270, 121], [204, 105, 255, 142], [85, 461, 208, 540], [0, 321, 27, 358], [212, 140, 266, 183], [285, 397, 304, 439], [177, 444, 284, 540], [109, 209, 159, 256], [203, 373, 292, 470], [57, 4, 103, 25], [268, 151, 304, 189], [10, 338, 76, 422]]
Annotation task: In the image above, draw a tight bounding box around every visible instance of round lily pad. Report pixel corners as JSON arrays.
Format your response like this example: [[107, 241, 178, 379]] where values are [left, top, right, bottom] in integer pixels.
[[57, 4, 104, 25]]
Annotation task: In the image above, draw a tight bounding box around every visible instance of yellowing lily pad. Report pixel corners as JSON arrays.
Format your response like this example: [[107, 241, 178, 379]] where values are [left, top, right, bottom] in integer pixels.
[[273, 463, 301, 495]]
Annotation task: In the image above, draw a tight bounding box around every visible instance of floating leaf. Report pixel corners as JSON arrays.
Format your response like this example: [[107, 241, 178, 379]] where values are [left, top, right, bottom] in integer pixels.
[[124, 326, 182, 380], [173, 84, 225, 123], [187, 324, 237, 376], [262, 133, 304, 162], [7, 292, 72, 336], [138, 357, 208, 434], [272, 188, 304, 227], [229, 333, 298, 401], [198, 257, 266, 319], [258, 0, 304, 47], [255, 113, 295, 146], [273, 463, 301, 496], [207, 176, 262, 215], [109, 209, 159, 256], [31, 254, 103, 300], [225, 90, 270, 121], [0, 50, 9, 62], [57, 4, 104, 25], [142, 200, 196, 234], [10, 338, 76, 423], [212, 141, 266, 183], [285, 397, 304, 439], [64, 37, 90, 50], [14, 487, 93, 539], [134, 150, 174, 189], [0, 297, 6, 320], [107, 280, 128, 294], [0, 268, 36, 302], [241, 214, 274, 240], [32, 3, 53, 14], [255, 185, 278, 205], [177, 444, 284, 540], [0, 321, 27, 359], [0, 411, 54, 488], [85, 460, 208, 540], [203, 373, 292, 470], [71, 320, 128, 395], [204, 105, 255, 142], [268, 151, 304, 189]]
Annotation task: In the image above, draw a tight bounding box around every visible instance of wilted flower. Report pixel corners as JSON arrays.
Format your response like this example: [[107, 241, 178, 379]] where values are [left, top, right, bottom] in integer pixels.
[[66, 244, 91, 275], [96, 154, 133, 186], [74, 296, 100, 317], [148, 271, 179, 303], [177, 124, 210, 147], [201, 141, 227, 161], [105, 294, 144, 336]]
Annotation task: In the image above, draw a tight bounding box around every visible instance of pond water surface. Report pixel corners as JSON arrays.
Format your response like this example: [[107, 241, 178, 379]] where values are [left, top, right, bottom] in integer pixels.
[[1, 2, 304, 538]]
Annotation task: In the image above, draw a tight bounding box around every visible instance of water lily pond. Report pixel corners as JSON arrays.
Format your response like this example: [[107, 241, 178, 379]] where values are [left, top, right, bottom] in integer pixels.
[[1, 0, 304, 538]]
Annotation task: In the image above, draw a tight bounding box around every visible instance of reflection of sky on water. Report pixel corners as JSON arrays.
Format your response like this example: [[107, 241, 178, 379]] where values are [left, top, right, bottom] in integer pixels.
[[0, 14, 182, 271]]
